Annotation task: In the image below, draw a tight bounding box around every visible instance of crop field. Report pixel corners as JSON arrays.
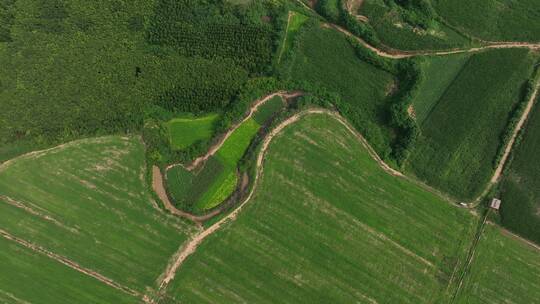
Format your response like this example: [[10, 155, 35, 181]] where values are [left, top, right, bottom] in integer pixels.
[[0, 237, 136, 304], [166, 114, 219, 150], [406, 49, 536, 201], [165, 114, 478, 303], [455, 225, 540, 303], [166, 106, 282, 212], [412, 54, 471, 124], [359, 0, 470, 51], [499, 97, 540, 244], [281, 21, 397, 157], [0, 137, 196, 294], [253, 96, 284, 124], [433, 0, 540, 42]]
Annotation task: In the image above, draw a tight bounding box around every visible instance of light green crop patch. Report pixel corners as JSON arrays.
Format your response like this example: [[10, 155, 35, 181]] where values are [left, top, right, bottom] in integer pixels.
[[217, 118, 261, 165], [167, 114, 219, 150]]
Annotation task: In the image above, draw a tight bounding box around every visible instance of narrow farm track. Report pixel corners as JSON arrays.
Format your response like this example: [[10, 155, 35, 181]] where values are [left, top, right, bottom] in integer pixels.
[[296, 0, 540, 59], [153, 109, 437, 295], [0, 228, 142, 299], [470, 78, 540, 208], [156, 91, 303, 223]]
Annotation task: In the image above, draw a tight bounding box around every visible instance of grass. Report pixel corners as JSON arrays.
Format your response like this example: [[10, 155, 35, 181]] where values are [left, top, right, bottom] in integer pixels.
[[166, 114, 219, 150], [253, 96, 284, 125], [406, 49, 536, 201], [0, 237, 137, 304], [278, 11, 309, 63], [0, 137, 196, 293], [166, 116, 266, 212], [413, 54, 471, 124], [499, 96, 540, 244], [360, 0, 470, 51], [433, 0, 540, 42], [282, 21, 396, 157], [455, 225, 540, 303], [165, 114, 478, 303]]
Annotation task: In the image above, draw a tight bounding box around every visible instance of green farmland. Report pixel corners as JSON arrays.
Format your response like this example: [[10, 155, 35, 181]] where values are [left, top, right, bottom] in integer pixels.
[[359, 0, 470, 51], [166, 99, 283, 212], [433, 0, 540, 42], [499, 96, 540, 244], [412, 53, 471, 124], [454, 225, 540, 304], [0, 237, 136, 304], [281, 20, 397, 157], [165, 114, 478, 303], [407, 49, 537, 201], [166, 114, 219, 150], [0, 137, 196, 295]]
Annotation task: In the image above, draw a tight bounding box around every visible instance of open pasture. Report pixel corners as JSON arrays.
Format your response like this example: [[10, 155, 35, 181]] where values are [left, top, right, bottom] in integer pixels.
[[166, 114, 219, 150], [165, 114, 478, 303], [433, 0, 540, 42], [407, 49, 536, 201], [0, 137, 196, 293]]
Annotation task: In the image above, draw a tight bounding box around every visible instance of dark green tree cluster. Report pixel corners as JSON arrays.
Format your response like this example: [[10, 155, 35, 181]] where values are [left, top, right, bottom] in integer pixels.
[[388, 0, 436, 29], [389, 60, 422, 165], [147, 0, 274, 74]]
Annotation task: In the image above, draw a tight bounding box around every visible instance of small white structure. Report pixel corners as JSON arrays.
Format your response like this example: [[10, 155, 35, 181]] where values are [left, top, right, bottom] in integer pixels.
[[490, 198, 502, 210]]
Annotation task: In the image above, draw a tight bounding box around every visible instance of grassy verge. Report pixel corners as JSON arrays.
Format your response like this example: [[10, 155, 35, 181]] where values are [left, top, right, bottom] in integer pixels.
[[166, 114, 219, 150]]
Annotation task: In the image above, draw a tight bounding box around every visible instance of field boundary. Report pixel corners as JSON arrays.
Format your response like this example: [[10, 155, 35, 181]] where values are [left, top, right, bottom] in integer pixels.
[[150, 108, 468, 300], [469, 77, 540, 208], [297, 0, 540, 58], [0, 228, 143, 299]]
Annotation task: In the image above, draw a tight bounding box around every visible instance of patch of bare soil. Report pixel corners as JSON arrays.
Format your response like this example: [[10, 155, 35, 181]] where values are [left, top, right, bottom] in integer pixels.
[[407, 105, 416, 120]]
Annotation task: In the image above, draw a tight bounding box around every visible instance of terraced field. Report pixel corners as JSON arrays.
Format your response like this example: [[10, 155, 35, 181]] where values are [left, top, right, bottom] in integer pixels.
[[406, 49, 537, 201], [166, 96, 284, 212], [165, 114, 478, 303], [0, 137, 196, 300]]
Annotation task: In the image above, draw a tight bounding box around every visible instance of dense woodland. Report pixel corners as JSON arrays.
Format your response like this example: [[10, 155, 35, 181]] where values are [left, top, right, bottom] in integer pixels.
[[0, 0, 285, 161]]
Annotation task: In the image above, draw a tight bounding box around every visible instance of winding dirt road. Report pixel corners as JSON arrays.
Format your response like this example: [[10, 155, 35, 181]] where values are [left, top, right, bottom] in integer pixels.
[[155, 109, 409, 293], [167, 91, 303, 172], [296, 0, 540, 59]]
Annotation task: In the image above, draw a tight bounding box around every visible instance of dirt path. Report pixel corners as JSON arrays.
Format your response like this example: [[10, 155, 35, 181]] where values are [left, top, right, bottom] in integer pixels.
[[0, 228, 142, 298], [469, 78, 540, 208], [0, 195, 79, 233], [330, 23, 540, 59], [154, 109, 414, 293], [168, 91, 303, 172], [151, 165, 218, 225]]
